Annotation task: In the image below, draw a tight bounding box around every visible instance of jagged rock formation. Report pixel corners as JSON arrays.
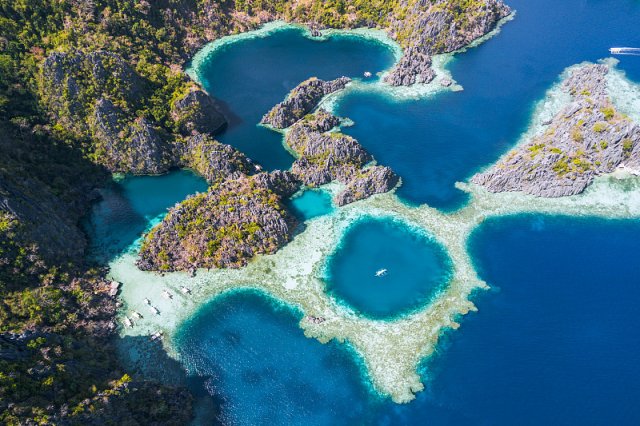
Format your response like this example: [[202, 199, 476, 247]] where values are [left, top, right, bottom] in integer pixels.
[[137, 175, 297, 272], [252, 170, 301, 198], [172, 89, 227, 136], [385, 47, 435, 86], [92, 99, 175, 174], [260, 77, 351, 128], [176, 132, 258, 183], [289, 120, 373, 186], [335, 166, 401, 206], [282, 110, 399, 204], [472, 63, 640, 197], [40, 50, 229, 176], [385, 0, 511, 86]]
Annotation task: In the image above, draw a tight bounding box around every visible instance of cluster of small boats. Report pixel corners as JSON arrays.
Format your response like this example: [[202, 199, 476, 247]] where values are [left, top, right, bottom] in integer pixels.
[[120, 286, 193, 341]]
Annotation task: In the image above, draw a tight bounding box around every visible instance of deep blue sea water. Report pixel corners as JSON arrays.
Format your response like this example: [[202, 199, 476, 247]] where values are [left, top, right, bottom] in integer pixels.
[[176, 216, 640, 425], [325, 218, 450, 319], [84, 0, 640, 423], [174, 291, 378, 426]]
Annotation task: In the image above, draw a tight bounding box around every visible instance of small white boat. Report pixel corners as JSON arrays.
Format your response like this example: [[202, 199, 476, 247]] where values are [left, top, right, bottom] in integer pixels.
[[144, 298, 151, 305], [610, 47, 640, 56], [131, 311, 143, 319], [123, 317, 133, 328], [375, 268, 388, 277], [151, 330, 164, 341], [162, 290, 173, 299], [364, 71, 372, 78], [148, 305, 160, 315], [181, 286, 191, 294]]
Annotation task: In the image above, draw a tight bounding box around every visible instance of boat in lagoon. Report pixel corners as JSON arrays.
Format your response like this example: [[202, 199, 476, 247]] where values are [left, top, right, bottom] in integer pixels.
[[375, 268, 388, 277]]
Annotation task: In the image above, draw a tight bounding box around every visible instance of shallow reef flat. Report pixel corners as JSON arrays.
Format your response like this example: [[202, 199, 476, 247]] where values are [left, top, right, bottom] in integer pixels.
[[113, 23, 640, 404], [113, 169, 640, 403]]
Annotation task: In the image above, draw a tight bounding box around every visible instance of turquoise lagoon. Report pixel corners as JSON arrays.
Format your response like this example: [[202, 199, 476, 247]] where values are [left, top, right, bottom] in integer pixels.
[[324, 217, 450, 319], [287, 189, 334, 222], [85, 0, 640, 423]]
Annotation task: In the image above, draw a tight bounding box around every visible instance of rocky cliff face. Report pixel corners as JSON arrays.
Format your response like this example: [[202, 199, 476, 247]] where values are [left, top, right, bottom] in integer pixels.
[[385, 0, 511, 86], [472, 63, 640, 197], [137, 174, 297, 272], [176, 132, 258, 183], [288, 117, 373, 186], [335, 166, 401, 206], [40, 50, 229, 176], [92, 99, 176, 174], [172, 89, 227, 136], [260, 77, 351, 129]]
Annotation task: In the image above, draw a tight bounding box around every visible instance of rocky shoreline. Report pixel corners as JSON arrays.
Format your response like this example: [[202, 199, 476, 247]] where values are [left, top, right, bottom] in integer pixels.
[[472, 63, 640, 197], [260, 77, 351, 128]]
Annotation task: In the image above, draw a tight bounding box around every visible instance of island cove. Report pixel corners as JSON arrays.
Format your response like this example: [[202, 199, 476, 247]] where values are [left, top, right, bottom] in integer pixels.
[[104, 15, 640, 406]]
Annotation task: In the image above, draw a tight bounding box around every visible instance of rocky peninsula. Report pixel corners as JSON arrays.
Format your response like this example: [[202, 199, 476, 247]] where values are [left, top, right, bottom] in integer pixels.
[[384, 0, 511, 86], [260, 77, 351, 128], [472, 63, 640, 197]]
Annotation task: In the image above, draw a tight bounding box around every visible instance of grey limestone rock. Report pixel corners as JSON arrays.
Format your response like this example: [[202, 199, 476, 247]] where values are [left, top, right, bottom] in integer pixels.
[[171, 89, 227, 136], [472, 63, 640, 197], [261, 77, 351, 129], [334, 166, 400, 206]]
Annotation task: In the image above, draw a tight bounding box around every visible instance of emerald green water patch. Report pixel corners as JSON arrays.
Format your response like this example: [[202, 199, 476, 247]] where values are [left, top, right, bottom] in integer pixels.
[[288, 189, 334, 221], [324, 217, 451, 319]]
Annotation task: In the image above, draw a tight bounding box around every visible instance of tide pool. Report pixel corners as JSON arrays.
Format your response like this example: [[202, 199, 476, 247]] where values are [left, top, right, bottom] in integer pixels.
[[324, 217, 450, 319], [192, 26, 395, 170], [288, 189, 334, 222]]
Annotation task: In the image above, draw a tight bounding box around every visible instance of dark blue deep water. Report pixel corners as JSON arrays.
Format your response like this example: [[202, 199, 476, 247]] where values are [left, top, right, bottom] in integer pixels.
[[177, 216, 640, 425], [325, 218, 450, 319], [174, 291, 378, 426]]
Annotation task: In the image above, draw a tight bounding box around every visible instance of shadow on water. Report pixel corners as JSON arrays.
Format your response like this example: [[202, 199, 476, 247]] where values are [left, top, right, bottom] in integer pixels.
[[82, 169, 208, 265], [117, 335, 224, 426]]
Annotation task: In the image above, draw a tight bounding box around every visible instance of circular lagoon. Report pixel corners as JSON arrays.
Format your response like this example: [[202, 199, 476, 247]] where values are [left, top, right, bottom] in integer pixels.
[[325, 217, 451, 319]]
